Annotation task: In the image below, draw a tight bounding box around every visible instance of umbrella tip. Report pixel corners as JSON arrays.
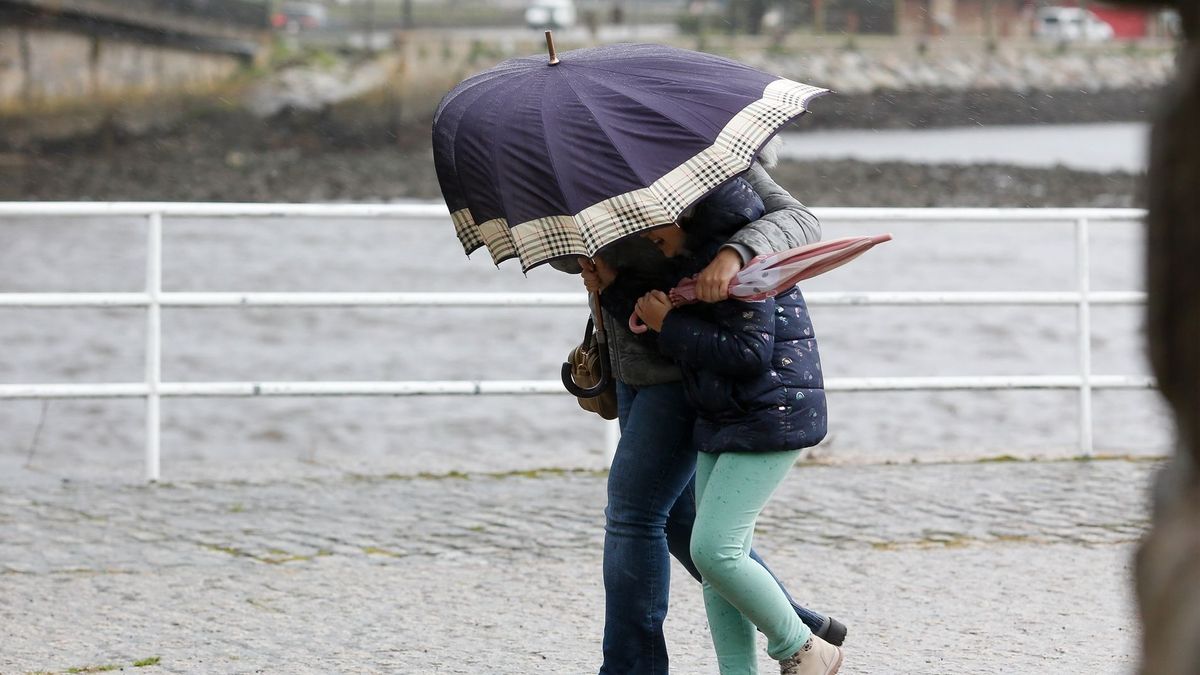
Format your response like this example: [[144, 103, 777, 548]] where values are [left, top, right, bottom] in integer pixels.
[[545, 30, 560, 66]]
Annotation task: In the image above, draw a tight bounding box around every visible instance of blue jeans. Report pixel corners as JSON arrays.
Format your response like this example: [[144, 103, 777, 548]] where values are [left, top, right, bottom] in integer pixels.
[[600, 381, 829, 675]]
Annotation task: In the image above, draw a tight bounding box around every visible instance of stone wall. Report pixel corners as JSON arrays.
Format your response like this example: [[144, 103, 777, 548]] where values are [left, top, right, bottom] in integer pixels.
[[0, 27, 242, 113], [742, 41, 1177, 94]]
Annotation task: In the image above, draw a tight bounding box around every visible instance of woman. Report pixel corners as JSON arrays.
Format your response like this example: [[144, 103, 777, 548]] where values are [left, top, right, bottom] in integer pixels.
[[571, 150, 847, 674]]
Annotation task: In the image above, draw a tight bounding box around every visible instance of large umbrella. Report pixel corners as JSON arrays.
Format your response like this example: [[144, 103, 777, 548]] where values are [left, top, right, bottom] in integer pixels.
[[629, 234, 893, 334], [432, 34, 828, 396], [433, 36, 827, 271]]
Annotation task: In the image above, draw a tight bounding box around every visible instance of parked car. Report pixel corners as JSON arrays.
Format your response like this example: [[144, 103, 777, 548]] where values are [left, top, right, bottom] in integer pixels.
[[1159, 9, 1181, 38], [271, 2, 328, 31], [1034, 6, 1114, 42], [525, 0, 577, 30]]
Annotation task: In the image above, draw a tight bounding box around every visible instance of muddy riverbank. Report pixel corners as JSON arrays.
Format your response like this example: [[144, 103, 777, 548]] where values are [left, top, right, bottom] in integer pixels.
[[0, 91, 1145, 207], [3, 145, 1142, 208]]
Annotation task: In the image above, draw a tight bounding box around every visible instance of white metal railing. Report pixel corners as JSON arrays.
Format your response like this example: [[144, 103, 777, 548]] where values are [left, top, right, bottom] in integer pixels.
[[0, 203, 1154, 481]]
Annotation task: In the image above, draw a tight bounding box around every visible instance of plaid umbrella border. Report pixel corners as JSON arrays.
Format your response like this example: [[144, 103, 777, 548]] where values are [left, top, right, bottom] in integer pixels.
[[449, 78, 828, 272]]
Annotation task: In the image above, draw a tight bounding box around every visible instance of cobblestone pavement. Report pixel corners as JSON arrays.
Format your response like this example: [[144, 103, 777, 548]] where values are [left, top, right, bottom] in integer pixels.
[[0, 459, 1155, 674]]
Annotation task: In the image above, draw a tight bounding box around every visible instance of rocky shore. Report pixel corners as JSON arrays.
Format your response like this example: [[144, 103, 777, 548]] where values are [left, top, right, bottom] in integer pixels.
[[750, 43, 1176, 95], [2, 138, 1142, 209]]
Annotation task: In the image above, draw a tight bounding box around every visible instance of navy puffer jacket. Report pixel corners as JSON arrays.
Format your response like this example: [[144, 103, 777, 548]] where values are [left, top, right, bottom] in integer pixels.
[[599, 176, 828, 454], [657, 287, 827, 455]]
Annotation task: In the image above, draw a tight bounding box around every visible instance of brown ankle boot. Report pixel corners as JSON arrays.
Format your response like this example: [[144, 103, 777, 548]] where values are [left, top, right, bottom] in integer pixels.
[[779, 635, 843, 675]]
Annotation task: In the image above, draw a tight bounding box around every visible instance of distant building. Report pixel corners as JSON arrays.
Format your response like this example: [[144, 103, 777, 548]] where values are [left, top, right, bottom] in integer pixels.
[[1087, 5, 1154, 39], [804, 0, 1017, 37], [807, 0, 1158, 39]]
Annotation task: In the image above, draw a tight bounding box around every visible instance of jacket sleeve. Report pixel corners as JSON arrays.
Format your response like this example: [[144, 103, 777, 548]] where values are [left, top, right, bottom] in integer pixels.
[[656, 299, 776, 377], [724, 163, 821, 258]]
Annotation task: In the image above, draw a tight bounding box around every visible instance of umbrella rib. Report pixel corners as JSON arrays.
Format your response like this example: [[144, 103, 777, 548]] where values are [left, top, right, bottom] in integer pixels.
[[439, 70, 518, 213], [569, 68, 729, 146], [567, 56, 741, 80], [558, 74, 653, 188], [452, 75, 520, 225], [434, 57, 532, 124], [536, 74, 580, 235]]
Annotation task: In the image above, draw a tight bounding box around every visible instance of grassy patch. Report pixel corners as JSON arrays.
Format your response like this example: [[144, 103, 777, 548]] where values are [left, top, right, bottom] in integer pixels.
[[354, 467, 609, 482], [261, 549, 333, 565], [415, 470, 471, 480], [245, 598, 284, 613], [202, 543, 253, 559], [464, 467, 607, 480], [361, 545, 405, 557], [53, 656, 161, 674], [202, 541, 333, 565], [870, 533, 1048, 550], [1069, 453, 1168, 463]]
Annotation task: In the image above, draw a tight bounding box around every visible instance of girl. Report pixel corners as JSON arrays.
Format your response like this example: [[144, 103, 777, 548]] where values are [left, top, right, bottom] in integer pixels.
[[632, 209, 842, 675], [580, 171, 846, 674]]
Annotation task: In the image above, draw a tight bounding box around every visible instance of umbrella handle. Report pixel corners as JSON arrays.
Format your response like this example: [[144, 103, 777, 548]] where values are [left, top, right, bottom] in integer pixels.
[[561, 291, 612, 398]]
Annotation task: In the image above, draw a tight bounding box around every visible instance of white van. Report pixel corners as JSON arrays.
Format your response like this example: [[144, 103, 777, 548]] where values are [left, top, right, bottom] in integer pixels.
[[1034, 6, 1115, 42], [526, 0, 577, 30]]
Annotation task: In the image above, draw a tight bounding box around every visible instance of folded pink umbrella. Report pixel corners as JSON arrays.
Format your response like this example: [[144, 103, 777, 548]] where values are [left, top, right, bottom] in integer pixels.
[[630, 233, 893, 334]]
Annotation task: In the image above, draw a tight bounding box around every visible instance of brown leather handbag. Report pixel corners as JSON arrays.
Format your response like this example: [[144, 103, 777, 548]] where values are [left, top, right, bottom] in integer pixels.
[[564, 316, 618, 420]]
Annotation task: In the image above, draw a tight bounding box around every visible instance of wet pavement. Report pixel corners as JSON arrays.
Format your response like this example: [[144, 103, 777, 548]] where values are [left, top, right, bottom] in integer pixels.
[[1, 458, 1153, 674]]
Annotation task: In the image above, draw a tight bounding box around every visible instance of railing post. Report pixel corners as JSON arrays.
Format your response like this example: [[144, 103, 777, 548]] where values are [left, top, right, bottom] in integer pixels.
[[145, 212, 163, 481], [1076, 217, 1094, 456], [605, 418, 621, 466]]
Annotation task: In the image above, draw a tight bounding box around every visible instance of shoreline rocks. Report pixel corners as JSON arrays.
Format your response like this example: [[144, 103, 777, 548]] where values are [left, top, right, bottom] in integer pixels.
[[748, 44, 1177, 96], [0, 131, 1142, 208]]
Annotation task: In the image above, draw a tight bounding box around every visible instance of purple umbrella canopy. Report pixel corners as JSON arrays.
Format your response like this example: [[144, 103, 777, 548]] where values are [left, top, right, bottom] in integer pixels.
[[433, 41, 828, 272]]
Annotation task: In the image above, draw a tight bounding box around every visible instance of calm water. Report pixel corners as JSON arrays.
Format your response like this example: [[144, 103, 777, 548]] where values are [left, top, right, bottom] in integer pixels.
[[0, 212, 1171, 482], [781, 123, 1150, 172]]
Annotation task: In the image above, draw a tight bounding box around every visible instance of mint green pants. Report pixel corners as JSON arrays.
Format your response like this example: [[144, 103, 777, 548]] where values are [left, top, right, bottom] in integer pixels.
[[692, 449, 809, 674]]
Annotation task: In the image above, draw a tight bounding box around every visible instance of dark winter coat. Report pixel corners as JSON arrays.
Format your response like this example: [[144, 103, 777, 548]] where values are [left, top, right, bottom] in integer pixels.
[[657, 287, 827, 455], [600, 176, 828, 454]]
